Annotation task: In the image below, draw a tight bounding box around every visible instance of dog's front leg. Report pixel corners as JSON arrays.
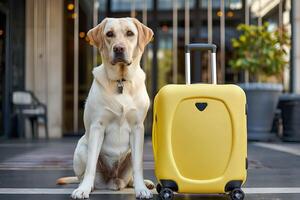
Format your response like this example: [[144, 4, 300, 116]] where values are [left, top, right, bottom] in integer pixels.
[[130, 123, 153, 199], [72, 123, 105, 199]]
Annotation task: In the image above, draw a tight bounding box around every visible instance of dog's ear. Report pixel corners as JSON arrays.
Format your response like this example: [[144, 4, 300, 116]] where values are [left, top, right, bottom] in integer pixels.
[[87, 18, 108, 49], [132, 18, 153, 52]]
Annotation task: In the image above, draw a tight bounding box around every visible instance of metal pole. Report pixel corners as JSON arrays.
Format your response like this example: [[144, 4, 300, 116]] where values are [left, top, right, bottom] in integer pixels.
[[291, 0, 300, 93], [245, 0, 249, 83], [279, 0, 283, 28], [207, 0, 212, 44], [152, 0, 158, 97], [172, 0, 178, 83], [220, 0, 225, 83], [93, 0, 99, 68], [193, 0, 202, 83], [207, 0, 212, 83], [278, 0, 285, 88], [184, 0, 190, 83], [258, 0, 262, 26], [245, 0, 250, 25], [141, 0, 150, 135], [131, 0, 136, 18], [4, 9, 11, 138], [73, 0, 79, 133], [142, 0, 148, 70], [184, 0, 190, 45], [106, 0, 111, 17], [142, 0, 147, 26], [185, 52, 191, 84], [211, 52, 217, 84]]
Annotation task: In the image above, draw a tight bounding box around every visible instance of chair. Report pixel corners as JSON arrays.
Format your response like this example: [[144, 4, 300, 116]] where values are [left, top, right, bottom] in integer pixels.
[[12, 91, 48, 139]]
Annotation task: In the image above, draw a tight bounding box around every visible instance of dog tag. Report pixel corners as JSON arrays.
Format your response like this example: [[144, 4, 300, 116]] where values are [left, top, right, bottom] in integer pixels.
[[117, 80, 124, 94]]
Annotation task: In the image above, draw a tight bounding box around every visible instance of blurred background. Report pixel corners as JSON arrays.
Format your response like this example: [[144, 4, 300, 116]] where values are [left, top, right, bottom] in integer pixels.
[[0, 0, 299, 141], [0, 1, 300, 199]]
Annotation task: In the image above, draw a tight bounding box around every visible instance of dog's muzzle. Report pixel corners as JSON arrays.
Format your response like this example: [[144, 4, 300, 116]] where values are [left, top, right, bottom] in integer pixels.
[[111, 57, 131, 66], [111, 54, 131, 65], [111, 45, 131, 66]]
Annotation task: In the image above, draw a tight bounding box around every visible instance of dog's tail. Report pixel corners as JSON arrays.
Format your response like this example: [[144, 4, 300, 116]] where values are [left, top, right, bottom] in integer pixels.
[[56, 176, 79, 185]]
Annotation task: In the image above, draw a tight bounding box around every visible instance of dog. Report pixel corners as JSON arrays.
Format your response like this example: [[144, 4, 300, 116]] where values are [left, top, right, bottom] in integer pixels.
[[56, 17, 154, 199]]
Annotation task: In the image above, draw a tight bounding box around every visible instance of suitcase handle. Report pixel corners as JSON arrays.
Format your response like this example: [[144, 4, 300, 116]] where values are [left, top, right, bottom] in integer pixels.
[[185, 43, 217, 85]]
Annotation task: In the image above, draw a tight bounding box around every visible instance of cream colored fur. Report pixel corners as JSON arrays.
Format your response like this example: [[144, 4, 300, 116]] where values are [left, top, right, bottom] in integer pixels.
[[67, 18, 154, 199]]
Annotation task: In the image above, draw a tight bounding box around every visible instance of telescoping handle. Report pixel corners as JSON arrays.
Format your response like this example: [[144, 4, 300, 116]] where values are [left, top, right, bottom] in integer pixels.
[[185, 43, 217, 85]]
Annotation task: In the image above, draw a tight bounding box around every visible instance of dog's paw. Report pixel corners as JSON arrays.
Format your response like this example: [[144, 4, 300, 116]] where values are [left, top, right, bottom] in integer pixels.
[[135, 186, 153, 199], [71, 184, 93, 199]]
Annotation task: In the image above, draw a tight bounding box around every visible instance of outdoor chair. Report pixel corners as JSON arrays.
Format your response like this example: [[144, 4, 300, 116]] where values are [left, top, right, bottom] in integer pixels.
[[12, 91, 48, 139]]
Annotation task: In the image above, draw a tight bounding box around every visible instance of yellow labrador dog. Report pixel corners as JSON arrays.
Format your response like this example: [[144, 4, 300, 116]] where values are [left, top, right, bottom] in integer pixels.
[[57, 18, 154, 199]]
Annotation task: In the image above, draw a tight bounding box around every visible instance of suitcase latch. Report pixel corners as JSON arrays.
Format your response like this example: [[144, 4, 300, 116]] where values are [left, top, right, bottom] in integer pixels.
[[195, 102, 207, 111]]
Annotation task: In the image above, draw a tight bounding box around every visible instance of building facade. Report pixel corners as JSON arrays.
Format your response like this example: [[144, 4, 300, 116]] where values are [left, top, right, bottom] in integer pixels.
[[0, 0, 298, 138]]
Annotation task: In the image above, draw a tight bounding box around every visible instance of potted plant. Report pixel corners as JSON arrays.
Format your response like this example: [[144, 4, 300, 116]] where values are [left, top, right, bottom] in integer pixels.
[[229, 22, 290, 141]]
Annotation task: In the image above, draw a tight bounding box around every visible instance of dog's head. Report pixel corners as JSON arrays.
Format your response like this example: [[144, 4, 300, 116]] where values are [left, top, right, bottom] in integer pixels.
[[87, 18, 153, 67]]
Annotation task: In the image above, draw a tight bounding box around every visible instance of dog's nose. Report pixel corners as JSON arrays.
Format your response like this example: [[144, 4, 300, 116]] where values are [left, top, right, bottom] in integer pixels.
[[113, 45, 125, 54]]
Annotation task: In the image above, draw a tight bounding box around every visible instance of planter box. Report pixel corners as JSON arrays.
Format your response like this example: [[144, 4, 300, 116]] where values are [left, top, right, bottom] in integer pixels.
[[240, 83, 283, 141]]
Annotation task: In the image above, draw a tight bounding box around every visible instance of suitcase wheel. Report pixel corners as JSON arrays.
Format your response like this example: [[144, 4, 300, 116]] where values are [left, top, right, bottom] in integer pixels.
[[230, 188, 245, 200], [156, 183, 162, 193], [158, 187, 174, 200]]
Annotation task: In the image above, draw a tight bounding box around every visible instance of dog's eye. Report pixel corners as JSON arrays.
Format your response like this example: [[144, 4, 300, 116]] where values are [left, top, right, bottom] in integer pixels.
[[106, 31, 114, 37], [126, 30, 134, 37]]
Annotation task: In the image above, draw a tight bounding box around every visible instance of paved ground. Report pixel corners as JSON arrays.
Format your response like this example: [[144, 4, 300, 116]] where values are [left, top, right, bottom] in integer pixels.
[[0, 137, 299, 199]]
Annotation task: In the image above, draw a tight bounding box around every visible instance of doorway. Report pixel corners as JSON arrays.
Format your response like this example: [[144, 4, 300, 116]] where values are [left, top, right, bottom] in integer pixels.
[[63, 0, 95, 136], [0, 7, 9, 137]]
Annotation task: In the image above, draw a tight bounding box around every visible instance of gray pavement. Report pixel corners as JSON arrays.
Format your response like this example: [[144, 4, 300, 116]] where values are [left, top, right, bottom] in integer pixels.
[[0, 137, 300, 199]]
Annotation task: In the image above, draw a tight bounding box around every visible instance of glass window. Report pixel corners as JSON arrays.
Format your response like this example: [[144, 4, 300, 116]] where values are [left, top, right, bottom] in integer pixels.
[[111, 0, 153, 11], [63, 0, 94, 135], [158, 0, 196, 10], [0, 11, 6, 136], [97, 0, 107, 12], [149, 26, 172, 89], [201, 0, 242, 10]]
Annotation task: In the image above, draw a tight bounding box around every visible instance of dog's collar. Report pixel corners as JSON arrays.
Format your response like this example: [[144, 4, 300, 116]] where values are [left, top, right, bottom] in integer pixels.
[[116, 79, 126, 94]]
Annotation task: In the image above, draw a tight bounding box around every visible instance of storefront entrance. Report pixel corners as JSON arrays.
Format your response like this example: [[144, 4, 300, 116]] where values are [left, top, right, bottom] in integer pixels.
[[63, 0, 96, 135], [0, 6, 10, 137]]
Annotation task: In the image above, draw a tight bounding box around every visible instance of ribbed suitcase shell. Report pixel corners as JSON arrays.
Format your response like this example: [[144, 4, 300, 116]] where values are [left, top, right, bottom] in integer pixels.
[[152, 83, 247, 194]]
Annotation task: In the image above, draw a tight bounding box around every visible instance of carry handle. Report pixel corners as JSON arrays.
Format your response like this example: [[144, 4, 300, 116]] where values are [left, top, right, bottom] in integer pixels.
[[185, 43, 217, 85]]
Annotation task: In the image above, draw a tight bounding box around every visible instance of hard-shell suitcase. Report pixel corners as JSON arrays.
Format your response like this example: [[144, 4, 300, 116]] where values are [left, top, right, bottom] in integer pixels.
[[152, 43, 247, 200]]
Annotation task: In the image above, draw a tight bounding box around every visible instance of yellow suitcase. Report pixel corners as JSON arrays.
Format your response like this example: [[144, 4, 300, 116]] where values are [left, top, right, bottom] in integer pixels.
[[152, 44, 247, 200]]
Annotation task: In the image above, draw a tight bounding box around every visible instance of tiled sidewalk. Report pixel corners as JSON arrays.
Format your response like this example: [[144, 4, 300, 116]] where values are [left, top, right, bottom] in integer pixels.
[[0, 138, 300, 199]]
